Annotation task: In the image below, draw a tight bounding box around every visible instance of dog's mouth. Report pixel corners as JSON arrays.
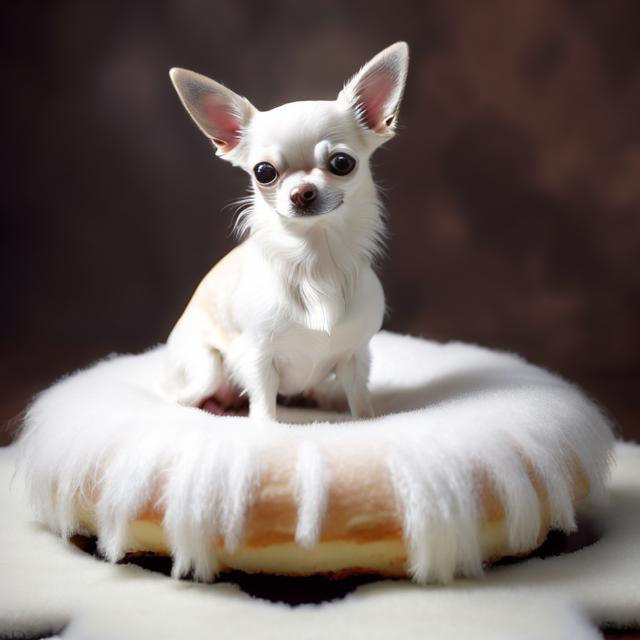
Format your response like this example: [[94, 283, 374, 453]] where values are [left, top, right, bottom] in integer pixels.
[[287, 195, 344, 219]]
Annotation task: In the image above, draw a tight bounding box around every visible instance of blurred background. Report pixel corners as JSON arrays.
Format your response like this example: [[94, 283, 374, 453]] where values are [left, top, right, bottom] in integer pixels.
[[2, 0, 639, 442]]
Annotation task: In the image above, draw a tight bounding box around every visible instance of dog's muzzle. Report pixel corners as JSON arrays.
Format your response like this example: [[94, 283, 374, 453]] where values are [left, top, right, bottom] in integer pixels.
[[290, 184, 317, 209], [288, 188, 343, 217]]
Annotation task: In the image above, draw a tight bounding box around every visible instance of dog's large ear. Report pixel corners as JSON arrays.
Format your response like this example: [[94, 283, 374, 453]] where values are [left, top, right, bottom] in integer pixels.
[[170, 68, 256, 155], [338, 42, 409, 137]]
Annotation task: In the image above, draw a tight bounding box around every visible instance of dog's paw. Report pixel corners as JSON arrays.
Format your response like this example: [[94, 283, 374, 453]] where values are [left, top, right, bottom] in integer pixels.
[[164, 349, 224, 408], [166, 378, 214, 407]]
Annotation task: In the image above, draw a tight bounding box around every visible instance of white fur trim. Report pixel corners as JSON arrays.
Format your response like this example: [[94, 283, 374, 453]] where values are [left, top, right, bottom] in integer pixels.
[[294, 441, 329, 549], [16, 331, 614, 584]]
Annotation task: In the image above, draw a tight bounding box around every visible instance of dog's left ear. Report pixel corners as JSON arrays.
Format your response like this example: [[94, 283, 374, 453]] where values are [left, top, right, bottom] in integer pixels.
[[170, 68, 256, 156], [339, 42, 409, 137]]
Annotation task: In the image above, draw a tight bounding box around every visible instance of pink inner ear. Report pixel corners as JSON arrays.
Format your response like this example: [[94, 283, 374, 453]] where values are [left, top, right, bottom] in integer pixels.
[[358, 70, 396, 133], [201, 96, 242, 149]]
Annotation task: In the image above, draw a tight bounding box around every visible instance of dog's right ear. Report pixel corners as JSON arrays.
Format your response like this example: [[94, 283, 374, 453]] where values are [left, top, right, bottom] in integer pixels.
[[338, 42, 409, 139], [169, 68, 256, 156]]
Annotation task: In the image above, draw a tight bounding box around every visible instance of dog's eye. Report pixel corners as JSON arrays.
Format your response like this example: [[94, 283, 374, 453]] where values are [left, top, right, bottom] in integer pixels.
[[328, 153, 356, 176], [253, 162, 279, 185]]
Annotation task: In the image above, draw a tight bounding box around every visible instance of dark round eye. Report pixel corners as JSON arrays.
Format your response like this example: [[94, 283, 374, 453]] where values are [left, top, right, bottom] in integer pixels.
[[253, 162, 279, 185], [328, 153, 356, 176]]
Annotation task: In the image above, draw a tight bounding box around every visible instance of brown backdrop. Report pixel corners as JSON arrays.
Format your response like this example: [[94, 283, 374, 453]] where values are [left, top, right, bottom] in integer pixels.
[[2, 0, 639, 441]]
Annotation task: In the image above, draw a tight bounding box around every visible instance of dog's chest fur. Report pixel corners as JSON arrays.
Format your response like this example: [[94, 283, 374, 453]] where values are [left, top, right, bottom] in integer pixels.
[[228, 234, 384, 395], [272, 268, 383, 394]]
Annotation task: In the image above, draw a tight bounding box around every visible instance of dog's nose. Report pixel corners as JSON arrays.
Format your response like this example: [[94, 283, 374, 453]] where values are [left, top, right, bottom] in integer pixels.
[[290, 184, 317, 208]]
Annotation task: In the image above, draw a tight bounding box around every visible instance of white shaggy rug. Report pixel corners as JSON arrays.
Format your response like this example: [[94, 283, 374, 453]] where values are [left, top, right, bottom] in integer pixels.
[[1, 442, 639, 639], [2, 331, 638, 638]]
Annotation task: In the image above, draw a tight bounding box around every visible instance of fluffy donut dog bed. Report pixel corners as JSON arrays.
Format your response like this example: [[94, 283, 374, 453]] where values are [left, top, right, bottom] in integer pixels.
[[17, 331, 614, 583]]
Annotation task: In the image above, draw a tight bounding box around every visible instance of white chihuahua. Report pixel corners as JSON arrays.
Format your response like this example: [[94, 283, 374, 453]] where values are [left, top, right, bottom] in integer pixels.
[[166, 42, 409, 421]]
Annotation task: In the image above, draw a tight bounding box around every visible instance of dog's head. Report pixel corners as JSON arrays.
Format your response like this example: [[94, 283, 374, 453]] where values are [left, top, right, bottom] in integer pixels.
[[170, 42, 409, 223]]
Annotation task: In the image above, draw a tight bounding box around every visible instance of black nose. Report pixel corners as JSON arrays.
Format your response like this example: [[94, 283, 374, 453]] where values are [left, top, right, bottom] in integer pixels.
[[290, 184, 317, 208]]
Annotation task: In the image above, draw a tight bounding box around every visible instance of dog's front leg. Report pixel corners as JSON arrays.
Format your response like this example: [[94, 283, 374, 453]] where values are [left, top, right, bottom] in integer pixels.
[[247, 362, 279, 422], [335, 347, 374, 419], [230, 336, 279, 422]]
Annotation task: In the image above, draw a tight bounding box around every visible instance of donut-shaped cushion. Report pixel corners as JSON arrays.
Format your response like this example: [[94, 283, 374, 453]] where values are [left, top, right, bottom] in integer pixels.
[[17, 331, 614, 583]]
